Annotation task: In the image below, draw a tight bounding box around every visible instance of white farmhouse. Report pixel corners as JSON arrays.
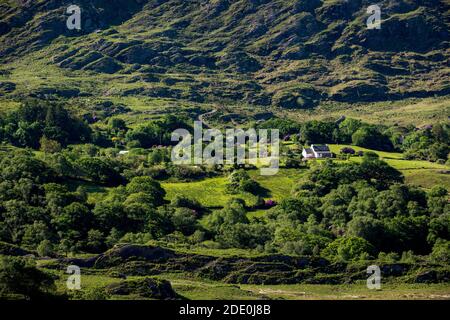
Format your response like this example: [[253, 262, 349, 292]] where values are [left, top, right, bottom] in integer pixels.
[[302, 144, 333, 159]]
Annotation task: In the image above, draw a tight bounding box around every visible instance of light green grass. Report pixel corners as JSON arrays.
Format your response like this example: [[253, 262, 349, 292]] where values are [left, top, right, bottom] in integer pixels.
[[404, 169, 450, 190], [249, 168, 306, 200], [328, 144, 403, 159], [241, 283, 450, 300], [247, 209, 270, 220], [162, 176, 257, 208], [283, 97, 450, 127], [162, 169, 307, 208], [162, 276, 263, 300]]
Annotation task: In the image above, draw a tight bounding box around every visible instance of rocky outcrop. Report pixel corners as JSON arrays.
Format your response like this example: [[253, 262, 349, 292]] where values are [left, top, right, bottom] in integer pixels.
[[56, 244, 450, 285], [105, 277, 179, 300], [330, 80, 389, 102]]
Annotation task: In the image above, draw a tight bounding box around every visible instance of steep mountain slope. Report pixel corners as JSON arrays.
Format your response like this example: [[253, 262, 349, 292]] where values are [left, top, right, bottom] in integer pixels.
[[0, 0, 449, 110]]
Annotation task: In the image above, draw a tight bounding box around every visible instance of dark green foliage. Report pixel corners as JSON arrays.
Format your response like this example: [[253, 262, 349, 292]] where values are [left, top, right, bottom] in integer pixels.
[[265, 158, 448, 260], [0, 256, 56, 299], [384, 216, 429, 254], [76, 157, 123, 185], [206, 199, 249, 234], [125, 115, 191, 148], [148, 147, 171, 165], [258, 119, 299, 137], [322, 236, 375, 262], [0, 2, 448, 294], [216, 222, 271, 249], [0, 99, 91, 148], [171, 207, 198, 236], [105, 277, 178, 300], [352, 126, 394, 151], [226, 170, 263, 195], [347, 216, 385, 250], [306, 157, 403, 195], [430, 239, 450, 264], [403, 124, 450, 162], [53, 202, 92, 234], [126, 176, 166, 206], [301, 121, 336, 145], [0, 150, 55, 184], [165, 164, 208, 181], [170, 195, 202, 211], [336, 118, 363, 143]]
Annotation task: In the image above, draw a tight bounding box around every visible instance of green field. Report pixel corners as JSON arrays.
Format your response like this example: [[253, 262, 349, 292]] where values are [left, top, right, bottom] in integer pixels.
[[162, 168, 307, 208], [328, 144, 403, 160], [240, 283, 450, 300], [162, 176, 255, 208]]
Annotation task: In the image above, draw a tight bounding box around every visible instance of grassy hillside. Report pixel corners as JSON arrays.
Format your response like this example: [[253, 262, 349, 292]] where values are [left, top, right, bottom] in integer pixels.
[[0, 0, 449, 124]]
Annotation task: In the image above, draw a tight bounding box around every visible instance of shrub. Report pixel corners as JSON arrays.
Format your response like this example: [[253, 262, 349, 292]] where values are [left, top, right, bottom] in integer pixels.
[[0, 256, 56, 299], [322, 236, 375, 262], [430, 239, 450, 264], [340, 147, 355, 155], [37, 240, 54, 257]]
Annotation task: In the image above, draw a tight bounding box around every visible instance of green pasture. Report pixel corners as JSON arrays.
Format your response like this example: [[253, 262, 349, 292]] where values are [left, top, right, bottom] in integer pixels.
[[162, 169, 307, 208]]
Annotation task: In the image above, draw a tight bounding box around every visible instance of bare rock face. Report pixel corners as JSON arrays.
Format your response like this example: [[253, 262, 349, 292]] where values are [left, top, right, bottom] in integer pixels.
[[0, 0, 148, 60]]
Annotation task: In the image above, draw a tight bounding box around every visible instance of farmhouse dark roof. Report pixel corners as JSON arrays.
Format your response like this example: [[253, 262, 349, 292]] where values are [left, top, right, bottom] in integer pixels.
[[312, 145, 331, 152], [304, 148, 313, 155]]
